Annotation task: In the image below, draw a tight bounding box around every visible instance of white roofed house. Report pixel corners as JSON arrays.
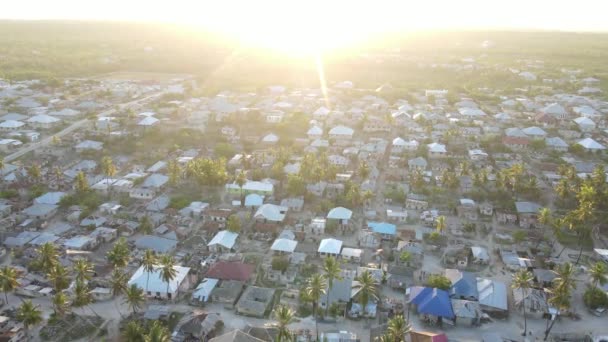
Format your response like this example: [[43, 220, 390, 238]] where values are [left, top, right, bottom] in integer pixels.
[[476, 278, 508, 317], [226, 180, 273, 196], [261, 133, 279, 144], [254, 203, 287, 223], [574, 116, 596, 132], [577, 137, 606, 152], [327, 206, 352, 225], [75, 140, 104, 152], [207, 230, 239, 253], [271, 238, 298, 255], [0, 139, 22, 152], [128, 264, 191, 300], [307, 126, 323, 139], [313, 106, 331, 120], [318, 238, 343, 258], [137, 116, 160, 127], [540, 103, 568, 120], [329, 125, 354, 140], [522, 126, 547, 140], [27, 114, 60, 129], [545, 137, 568, 152], [427, 142, 447, 158], [0, 120, 25, 131]]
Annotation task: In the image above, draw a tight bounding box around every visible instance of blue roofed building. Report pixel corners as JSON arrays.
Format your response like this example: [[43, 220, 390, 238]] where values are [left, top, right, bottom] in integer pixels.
[[445, 269, 478, 301], [135, 235, 178, 254], [408, 286, 455, 320], [367, 221, 397, 240]]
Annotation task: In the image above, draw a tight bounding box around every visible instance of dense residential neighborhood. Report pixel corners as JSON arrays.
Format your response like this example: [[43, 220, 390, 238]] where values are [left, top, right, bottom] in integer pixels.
[[0, 62, 608, 342]]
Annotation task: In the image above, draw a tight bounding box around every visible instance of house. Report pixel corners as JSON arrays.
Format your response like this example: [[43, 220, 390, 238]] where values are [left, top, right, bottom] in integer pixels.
[[63, 235, 97, 250], [192, 278, 220, 304], [0, 120, 25, 131], [319, 331, 359, 342], [235, 286, 276, 317], [410, 331, 448, 342], [470, 246, 490, 264], [23, 204, 58, 220], [244, 194, 264, 208], [254, 204, 287, 222], [329, 125, 354, 140], [320, 276, 354, 310], [205, 261, 255, 282], [476, 278, 508, 317], [522, 126, 547, 140], [226, 181, 274, 196], [406, 194, 428, 210], [533, 269, 557, 288], [307, 126, 323, 139], [0, 139, 22, 152], [265, 110, 284, 123], [367, 221, 397, 240], [515, 201, 542, 228], [172, 312, 222, 341], [270, 238, 297, 254], [261, 133, 279, 144], [427, 143, 447, 158], [206, 209, 233, 226], [577, 137, 606, 152], [75, 140, 104, 152], [408, 157, 427, 170], [513, 288, 549, 318], [387, 208, 408, 222], [207, 230, 239, 253], [502, 136, 529, 150], [318, 238, 343, 257], [137, 116, 160, 127], [574, 117, 596, 132], [280, 197, 304, 212], [363, 117, 391, 132], [27, 114, 60, 128], [89, 227, 118, 243], [135, 235, 178, 253], [540, 103, 567, 120], [407, 287, 455, 321], [34, 192, 66, 205], [341, 248, 363, 263], [327, 207, 352, 225], [128, 265, 191, 300], [451, 299, 481, 326], [545, 137, 568, 152], [445, 269, 478, 301]]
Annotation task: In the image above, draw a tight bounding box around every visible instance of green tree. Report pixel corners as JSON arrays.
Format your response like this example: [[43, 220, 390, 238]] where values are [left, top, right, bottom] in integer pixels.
[[124, 284, 146, 315], [101, 155, 117, 195], [435, 215, 446, 234], [47, 264, 70, 292], [51, 292, 71, 318], [399, 251, 412, 266], [110, 268, 128, 297], [145, 321, 171, 342], [272, 256, 289, 272], [72, 280, 98, 317], [139, 215, 153, 234], [512, 270, 534, 336], [167, 159, 181, 186], [385, 314, 411, 342], [358, 161, 370, 179], [72, 258, 94, 283], [426, 275, 451, 290], [584, 287, 608, 309], [0, 266, 19, 305], [107, 238, 130, 268], [226, 215, 241, 233], [286, 174, 306, 196], [16, 300, 43, 340], [274, 305, 295, 342], [141, 250, 157, 295], [589, 262, 608, 288], [37, 242, 59, 270], [353, 270, 379, 319], [305, 274, 326, 342], [235, 170, 247, 201], [159, 254, 178, 300], [322, 257, 342, 316], [28, 164, 41, 183], [512, 230, 527, 244], [123, 321, 145, 342]]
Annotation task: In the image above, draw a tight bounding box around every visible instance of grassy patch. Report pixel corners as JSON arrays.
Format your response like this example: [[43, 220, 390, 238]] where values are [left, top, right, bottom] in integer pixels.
[[40, 314, 104, 341]]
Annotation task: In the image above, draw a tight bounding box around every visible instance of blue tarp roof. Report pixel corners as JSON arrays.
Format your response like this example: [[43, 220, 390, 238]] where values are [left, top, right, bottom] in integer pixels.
[[408, 286, 454, 319], [445, 269, 479, 300], [367, 221, 397, 235]]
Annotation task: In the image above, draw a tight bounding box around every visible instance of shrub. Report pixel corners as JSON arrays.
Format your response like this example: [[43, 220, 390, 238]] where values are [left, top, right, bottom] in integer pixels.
[[584, 287, 608, 309]]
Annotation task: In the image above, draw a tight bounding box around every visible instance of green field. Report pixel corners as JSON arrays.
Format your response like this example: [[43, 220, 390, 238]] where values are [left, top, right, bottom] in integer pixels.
[[1, 21, 608, 93]]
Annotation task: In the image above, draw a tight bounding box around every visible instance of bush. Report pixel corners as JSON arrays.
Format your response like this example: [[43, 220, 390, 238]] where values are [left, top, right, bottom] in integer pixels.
[[426, 275, 452, 290], [271, 256, 289, 272], [584, 287, 608, 309]]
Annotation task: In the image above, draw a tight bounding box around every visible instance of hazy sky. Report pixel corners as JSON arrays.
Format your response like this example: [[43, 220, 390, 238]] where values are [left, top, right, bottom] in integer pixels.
[[3, 0, 607, 32]]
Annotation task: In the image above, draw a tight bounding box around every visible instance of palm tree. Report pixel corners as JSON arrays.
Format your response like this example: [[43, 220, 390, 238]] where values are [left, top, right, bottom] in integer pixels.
[[512, 270, 534, 336], [109, 268, 128, 317], [37, 242, 59, 270], [72, 279, 98, 317], [589, 262, 608, 288], [16, 300, 43, 340], [47, 264, 70, 292], [101, 156, 116, 196], [123, 321, 145, 342], [124, 284, 146, 315], [72, 258, 94, 283], [322, 257, 342, 316], [274, 305, 295, 342], [139, 215, 153, 234], [107, 238, 130, 268], [28, 164, 41, 183], [75, 171, 89, 193], [552, 262, 577, 295], [543, 285, 571, 341], [235, 171, 247, 203], [435, 215, 446, 234], [386, 315, 411, 342], [145, 321, 171, 342], [159, 254, 177, 300], [353, 270, 379, 320], [0, 266, 19, 305], [305, 273, 326, 342], [51, 292, 71, 318], [140, 250, 157, 295]]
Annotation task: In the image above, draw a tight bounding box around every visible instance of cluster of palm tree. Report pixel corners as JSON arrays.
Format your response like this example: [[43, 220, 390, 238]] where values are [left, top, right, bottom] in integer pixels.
[[123, 320, 171, 342], [183, 157, 229, 186], [302, 258, 379, 341]]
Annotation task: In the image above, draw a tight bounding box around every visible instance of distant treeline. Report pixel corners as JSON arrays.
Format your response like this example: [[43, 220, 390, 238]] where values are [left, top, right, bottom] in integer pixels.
[[1, 21, 608, 92]]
